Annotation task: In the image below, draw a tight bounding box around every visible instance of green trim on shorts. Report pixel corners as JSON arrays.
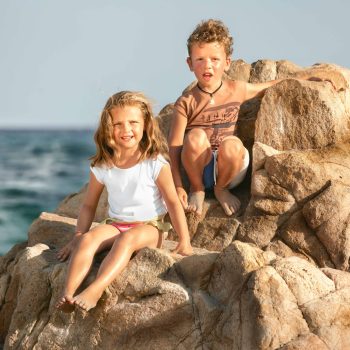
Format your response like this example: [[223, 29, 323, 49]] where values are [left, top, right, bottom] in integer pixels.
[[101, 214, 172, 233]]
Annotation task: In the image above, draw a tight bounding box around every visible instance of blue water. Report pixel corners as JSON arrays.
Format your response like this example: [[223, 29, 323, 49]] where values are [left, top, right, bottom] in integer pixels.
[[0, 129, 95, 256]]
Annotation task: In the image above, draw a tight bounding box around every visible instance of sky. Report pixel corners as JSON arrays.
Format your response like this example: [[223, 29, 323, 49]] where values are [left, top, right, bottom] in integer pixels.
[[0, 0, 349, 129]]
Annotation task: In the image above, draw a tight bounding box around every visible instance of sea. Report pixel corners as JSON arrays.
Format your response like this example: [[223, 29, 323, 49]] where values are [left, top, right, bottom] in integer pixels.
[[0, 129, 96, 256]]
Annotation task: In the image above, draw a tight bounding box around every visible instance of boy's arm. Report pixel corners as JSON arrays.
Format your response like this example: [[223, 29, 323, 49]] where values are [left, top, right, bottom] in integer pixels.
[[244, 80, 282, 100], [156, 163, 193, 256], [168, 110, 188, 208], [244, 75, 337, 101]]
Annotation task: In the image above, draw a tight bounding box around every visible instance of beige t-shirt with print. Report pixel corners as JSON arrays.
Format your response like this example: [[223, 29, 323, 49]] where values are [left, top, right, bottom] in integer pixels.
[[174, 79, 245, 150]]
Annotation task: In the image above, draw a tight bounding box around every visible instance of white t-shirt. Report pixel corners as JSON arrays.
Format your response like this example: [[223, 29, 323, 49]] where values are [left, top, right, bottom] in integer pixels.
[[91, 155, 168, 222]]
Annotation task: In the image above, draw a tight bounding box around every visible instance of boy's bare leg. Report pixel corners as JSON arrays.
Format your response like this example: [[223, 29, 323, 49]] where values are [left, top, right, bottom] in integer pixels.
[[215, 137, 245, 216], [56, 225, 119, 312], [73, 225, 161, 311], [182, 128, 212, 216]]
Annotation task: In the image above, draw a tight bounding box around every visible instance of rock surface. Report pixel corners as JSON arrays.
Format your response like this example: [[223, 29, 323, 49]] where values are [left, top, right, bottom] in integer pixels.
[[1, 59, 350, 349]]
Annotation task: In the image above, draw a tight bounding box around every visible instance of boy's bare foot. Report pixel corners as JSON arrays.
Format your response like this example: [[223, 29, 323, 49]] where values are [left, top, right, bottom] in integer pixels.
[[214, 186, 241, 216], [187, 191, 205, 216], [56, 295, 75, 313], [73, 287, 103, 311]]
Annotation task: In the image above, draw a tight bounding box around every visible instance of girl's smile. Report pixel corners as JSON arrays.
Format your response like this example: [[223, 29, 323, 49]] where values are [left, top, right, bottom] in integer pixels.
[[110, 105, 144, 151]]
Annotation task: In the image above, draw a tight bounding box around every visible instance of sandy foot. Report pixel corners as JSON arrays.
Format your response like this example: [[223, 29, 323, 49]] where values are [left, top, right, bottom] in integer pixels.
[[214, 187, 241, 216], [187, 191, 205, 216], [56, 295, 75, 313]]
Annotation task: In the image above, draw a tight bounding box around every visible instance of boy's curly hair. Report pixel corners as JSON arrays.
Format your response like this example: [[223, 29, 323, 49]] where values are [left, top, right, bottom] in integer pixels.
[[187, 19, 233, 57], [91, 91, 168, 167]]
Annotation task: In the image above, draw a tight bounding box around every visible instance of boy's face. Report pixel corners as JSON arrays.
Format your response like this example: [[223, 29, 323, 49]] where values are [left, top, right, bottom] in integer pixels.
[[187, 42, 231, 90]]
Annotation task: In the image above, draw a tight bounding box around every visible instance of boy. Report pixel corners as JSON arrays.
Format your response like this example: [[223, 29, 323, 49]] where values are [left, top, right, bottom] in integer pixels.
[[168, 19, 284, 217]]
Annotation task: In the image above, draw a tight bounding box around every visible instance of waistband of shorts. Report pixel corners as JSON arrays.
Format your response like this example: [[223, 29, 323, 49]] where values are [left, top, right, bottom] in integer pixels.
[[101, 214, 172, 233]]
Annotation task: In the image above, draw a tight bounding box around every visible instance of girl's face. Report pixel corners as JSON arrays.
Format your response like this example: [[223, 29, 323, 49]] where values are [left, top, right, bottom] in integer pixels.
[[187, 41, 230, 91], [110, 105, 145, 152]]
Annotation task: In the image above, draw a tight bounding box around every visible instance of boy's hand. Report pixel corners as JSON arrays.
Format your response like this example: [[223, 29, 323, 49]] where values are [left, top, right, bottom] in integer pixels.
[[57, 234, 82, 262], [176, 187, 188, 210], [172, 240, 193, 256]]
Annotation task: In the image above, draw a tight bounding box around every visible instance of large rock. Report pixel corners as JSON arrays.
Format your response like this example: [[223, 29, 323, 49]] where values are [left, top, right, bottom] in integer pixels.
[[3, 228, 350, 349], [2, 59, 350, 349], [244, 142, 350, 269], [55, 184, 108, 221], [255, 79, 349, 151]]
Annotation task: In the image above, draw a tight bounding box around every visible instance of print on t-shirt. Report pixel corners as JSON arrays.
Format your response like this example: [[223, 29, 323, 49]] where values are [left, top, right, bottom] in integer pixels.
[[187, 102, 240, 149]]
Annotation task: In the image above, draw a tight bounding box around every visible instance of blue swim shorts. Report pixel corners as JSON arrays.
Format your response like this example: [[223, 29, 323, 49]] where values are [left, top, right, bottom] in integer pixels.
[[202, 148, 250, 190]]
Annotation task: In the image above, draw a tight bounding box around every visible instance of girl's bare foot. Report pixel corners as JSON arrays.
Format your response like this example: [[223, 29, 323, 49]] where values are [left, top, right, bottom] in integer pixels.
[[73, 286, 103, 311], [214, 186, 241, 216], [56, 295, 75, 313], [187, 191, 205, 216]]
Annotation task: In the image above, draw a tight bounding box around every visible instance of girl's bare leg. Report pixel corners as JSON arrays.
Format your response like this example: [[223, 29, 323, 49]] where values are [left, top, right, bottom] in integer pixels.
[[215, 137, 245, 216], [73, 224, 161, 311], [56, 224, 120, 312], [182, 128, 212, 216]]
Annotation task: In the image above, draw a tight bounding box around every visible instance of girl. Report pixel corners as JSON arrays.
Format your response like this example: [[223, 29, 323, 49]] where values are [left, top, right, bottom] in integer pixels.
[[56, 91, 193, 312]]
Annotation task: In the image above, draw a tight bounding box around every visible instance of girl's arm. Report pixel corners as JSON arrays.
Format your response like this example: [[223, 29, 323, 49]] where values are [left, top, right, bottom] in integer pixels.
[[57, 171, 105, 261], [75, 171, 105, 234], [156, 163, 193, 256]]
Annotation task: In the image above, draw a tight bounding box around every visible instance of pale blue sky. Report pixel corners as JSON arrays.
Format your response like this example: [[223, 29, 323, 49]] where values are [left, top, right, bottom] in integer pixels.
[[0, 0, 349, 129]]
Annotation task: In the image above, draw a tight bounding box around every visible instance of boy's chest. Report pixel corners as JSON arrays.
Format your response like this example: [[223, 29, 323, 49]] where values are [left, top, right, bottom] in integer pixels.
[[191, 101, 241, 126]]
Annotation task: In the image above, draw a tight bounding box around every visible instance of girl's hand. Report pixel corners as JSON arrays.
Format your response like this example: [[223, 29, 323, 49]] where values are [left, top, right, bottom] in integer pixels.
[[57, 235, 82, 262], [176, 187, 188, 210], [172, 240, 193, 256]]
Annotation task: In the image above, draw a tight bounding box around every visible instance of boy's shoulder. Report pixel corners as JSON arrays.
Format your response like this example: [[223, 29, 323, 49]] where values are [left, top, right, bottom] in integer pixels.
[[225, 79, 248, 103], [225, 78, 247, 90]]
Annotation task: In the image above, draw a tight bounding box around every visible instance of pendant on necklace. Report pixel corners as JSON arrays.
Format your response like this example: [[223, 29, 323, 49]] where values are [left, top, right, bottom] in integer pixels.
[[197, 81, 223, 106]]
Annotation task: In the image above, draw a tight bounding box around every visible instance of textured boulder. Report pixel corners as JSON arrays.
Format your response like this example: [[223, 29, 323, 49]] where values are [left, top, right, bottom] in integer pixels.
[[3, 230, 350, 349], [55, 184, 108, 222], [255, 79, 349, 151]]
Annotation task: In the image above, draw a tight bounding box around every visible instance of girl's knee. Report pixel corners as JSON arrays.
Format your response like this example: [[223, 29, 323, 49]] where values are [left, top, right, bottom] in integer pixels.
[[76, 232, 94, 249], [76, 226, 109, 249], [116, 231, 136, 250]]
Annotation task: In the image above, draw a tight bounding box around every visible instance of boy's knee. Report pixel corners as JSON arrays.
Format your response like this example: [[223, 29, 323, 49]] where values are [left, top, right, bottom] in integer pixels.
[[184, 128, 209, 150], [219, 138, 244, 160]]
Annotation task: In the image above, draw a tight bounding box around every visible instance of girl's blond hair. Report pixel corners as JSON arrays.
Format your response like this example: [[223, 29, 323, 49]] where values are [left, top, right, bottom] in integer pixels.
[[90, 91, 168, 167]]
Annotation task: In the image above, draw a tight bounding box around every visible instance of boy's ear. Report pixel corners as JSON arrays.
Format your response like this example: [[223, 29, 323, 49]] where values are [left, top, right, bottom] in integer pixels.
[[225, 57, 231, 71], [186, 57, 194, 71]]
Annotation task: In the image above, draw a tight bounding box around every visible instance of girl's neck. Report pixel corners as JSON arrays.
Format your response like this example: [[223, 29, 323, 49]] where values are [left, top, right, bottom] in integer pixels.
[[114, 147, 142, 169]]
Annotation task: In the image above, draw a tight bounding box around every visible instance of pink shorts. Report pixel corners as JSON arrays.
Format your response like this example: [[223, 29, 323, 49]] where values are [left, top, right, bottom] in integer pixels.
[[109, 221, 141, 233]]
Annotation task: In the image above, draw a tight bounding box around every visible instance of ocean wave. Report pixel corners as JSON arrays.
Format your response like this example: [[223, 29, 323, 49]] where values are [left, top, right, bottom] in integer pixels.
[[0, 129, 94, 256]]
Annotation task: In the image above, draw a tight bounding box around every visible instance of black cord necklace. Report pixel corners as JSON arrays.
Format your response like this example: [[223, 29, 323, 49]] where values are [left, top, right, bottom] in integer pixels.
[[197, 80, 223, 105]]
